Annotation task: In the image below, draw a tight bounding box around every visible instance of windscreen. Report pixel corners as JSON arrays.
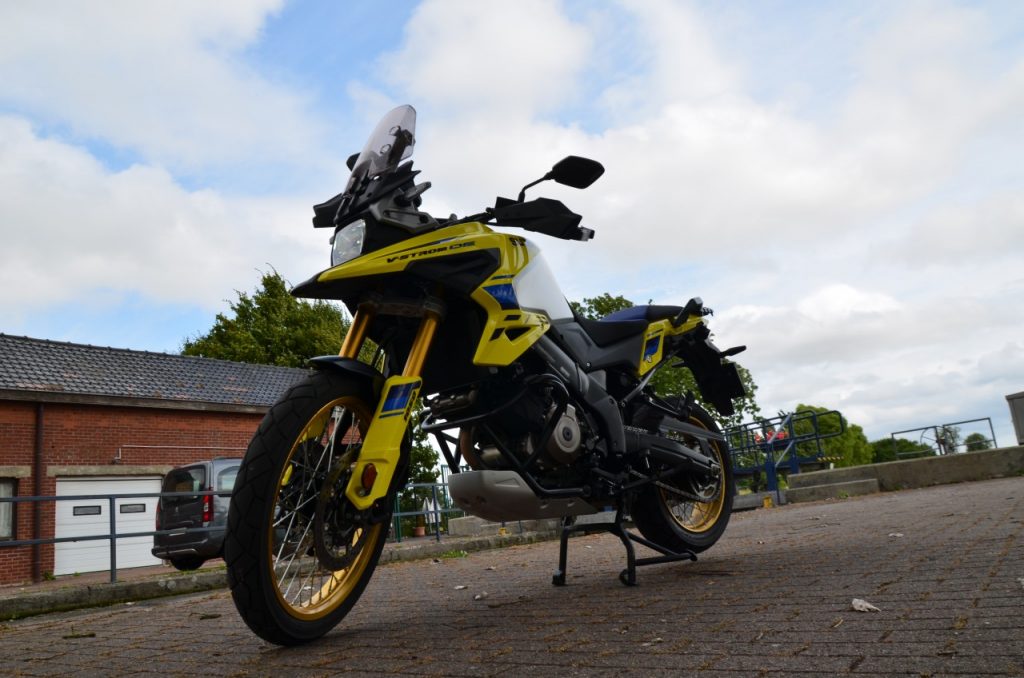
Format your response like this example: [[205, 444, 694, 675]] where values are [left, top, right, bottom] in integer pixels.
[[345, 105, 417, 191]]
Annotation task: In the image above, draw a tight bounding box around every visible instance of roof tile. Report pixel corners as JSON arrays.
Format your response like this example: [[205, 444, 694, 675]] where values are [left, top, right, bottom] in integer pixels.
[[0, 334, 309, 407]]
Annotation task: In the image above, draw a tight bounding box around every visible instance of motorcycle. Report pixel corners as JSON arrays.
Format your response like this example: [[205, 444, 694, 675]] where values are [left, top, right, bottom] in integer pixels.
[[225, 105, 747, 645]]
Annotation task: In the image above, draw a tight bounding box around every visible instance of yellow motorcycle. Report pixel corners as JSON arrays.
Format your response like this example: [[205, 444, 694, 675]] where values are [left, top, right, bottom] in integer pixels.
[[225, 105, 747, 645]]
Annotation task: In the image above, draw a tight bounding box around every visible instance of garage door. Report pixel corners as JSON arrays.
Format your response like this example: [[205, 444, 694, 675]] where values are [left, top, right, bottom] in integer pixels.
[[55, 477, 162, 576]]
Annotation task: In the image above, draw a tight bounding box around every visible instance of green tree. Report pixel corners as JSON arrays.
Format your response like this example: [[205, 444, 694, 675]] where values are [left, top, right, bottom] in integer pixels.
[[869, 437, 933, 463], [791, 404, 873, 468], [570, 293, 634, 320], [963, 432, 992, 452], [182, 271, 348, 367], [570, 294, 760, 426]]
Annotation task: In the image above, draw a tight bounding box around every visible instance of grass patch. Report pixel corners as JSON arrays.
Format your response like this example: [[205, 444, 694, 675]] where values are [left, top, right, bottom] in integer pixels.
[[438, 550, 468, 559]]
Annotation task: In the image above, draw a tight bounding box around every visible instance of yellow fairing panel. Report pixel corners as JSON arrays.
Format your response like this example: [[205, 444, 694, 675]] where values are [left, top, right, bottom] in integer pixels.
[[345, 375, 421, 509], [638, 323, 666, 376], [318, 222, 555, 368], [637, 316, 706, 377], [469, 235, 555, 366], [318, 222, 489, 282]]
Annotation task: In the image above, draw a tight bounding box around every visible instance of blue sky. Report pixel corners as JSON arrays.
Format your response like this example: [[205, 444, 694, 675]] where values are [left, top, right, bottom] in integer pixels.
[[1, 0, 1022, 447]]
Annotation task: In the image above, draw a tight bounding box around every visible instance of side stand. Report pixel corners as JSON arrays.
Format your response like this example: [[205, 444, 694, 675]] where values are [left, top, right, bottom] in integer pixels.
[[551, 509, 697, 587]]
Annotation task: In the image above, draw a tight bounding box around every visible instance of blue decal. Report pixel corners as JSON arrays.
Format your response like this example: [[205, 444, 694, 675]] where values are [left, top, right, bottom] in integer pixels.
[[483, 283, 519, 310], [643, 337, 661, 363], [381, 383, 416, 414]]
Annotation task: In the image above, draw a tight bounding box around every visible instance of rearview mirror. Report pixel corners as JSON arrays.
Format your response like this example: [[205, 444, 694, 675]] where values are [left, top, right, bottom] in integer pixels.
[[550, 156, 605, 189], [517, 155, 605, 202]]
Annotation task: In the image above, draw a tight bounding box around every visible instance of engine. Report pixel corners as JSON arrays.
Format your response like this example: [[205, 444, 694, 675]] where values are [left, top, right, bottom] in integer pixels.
[[426, 373, 589, 474]]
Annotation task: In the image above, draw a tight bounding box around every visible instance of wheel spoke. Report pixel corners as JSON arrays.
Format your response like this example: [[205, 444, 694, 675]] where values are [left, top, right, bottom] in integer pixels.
[[264, 396, 381, 616]]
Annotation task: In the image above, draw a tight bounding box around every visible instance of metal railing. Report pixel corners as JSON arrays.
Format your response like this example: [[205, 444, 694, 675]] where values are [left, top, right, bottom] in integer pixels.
[[389, 481, 466, 543], [0, 490, 228, 584], [889, 418, 998, 458], [725, 409, 847, 500], [0, 481, 467, 584]]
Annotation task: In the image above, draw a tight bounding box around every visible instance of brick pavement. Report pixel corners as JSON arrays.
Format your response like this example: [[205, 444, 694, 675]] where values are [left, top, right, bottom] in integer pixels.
[[0, 476, 1021, 677]]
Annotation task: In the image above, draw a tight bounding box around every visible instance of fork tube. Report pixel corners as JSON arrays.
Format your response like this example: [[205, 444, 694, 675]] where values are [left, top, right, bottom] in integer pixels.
[[402, 312, 440, 377], [339, 307, 374, 359]]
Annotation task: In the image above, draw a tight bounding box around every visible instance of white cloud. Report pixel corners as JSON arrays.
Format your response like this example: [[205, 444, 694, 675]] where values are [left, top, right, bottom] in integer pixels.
[[376, 0, 591, 118], [0, 1, 322, 171], [597, 0, 742, 116], [0, 115, 326, 312]]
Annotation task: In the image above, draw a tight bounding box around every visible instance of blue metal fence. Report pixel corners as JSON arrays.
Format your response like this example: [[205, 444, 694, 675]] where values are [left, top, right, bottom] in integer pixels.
[[726, 409, 846, 501]]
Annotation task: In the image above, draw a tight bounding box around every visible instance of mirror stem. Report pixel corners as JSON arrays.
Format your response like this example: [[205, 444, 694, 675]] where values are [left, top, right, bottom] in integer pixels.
[[517, 172, 553, 202]]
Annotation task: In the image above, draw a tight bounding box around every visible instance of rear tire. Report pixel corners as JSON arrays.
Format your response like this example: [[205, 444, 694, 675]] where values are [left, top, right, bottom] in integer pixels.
[[630, 404, 734, 554], [225, 370, 394, 646]]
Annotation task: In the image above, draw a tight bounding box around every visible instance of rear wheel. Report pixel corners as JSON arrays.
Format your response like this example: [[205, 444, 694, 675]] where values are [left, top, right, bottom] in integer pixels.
[[630, 404, 734, 554], [225, 370, 395, 645]]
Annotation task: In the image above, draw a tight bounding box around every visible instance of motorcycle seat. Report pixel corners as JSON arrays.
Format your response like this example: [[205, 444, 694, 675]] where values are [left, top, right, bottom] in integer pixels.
[[570, 305, 687, 349], [573, 315, 647, 347], [600, 305, 684, 324]]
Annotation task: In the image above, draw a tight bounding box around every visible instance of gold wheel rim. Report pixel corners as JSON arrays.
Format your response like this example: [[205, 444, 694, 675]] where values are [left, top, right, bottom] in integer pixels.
[[267, 396, 380, 621], [661, 416, 727, 534]]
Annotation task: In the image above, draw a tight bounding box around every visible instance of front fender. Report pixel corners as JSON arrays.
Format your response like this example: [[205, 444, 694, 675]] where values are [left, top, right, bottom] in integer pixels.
[[308, 356, 384, 397], [309, 356, 414, 510]]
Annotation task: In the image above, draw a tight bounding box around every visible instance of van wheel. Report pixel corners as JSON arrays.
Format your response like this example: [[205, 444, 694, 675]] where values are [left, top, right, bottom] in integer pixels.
[[169, 556, 205, 571]]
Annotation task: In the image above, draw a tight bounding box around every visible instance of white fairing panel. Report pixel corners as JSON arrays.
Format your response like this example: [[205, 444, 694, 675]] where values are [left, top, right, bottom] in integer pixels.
[[515, 240, 573, 320]]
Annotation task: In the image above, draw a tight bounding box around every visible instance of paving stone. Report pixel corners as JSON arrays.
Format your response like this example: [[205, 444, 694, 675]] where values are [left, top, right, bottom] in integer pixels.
[[0, 477, 1020, 676]]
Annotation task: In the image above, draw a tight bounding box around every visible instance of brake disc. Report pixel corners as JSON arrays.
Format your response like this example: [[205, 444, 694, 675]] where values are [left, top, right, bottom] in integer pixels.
[[313, 451, 370, 571]]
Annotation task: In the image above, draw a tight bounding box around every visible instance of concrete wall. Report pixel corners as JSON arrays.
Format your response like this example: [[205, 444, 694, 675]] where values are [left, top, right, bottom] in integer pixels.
[[789, 445, 1024, 492]]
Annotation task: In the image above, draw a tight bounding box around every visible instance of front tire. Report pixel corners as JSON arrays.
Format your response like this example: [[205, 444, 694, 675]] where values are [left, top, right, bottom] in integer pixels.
[[630, 404, 734, 554], [225, 370, 392, 645]]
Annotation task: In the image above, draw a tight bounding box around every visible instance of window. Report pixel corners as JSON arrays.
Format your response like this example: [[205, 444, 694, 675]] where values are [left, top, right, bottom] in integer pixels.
[[216, 466, 239, 493], [0, 479, 14, 540], [160, 466, 206, 508]]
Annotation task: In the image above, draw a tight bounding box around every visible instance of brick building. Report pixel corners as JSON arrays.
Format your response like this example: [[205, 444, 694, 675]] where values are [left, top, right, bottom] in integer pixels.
[[0, 334, 307, 585]]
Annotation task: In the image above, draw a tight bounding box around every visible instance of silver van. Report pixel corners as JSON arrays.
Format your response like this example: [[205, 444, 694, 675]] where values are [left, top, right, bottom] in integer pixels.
[[152, 458, 240, 571]]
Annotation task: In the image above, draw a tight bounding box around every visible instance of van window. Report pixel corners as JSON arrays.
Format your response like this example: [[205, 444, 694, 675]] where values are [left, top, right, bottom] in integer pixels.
[[161, 467, 206, 507], [216, 466, 239, 493]]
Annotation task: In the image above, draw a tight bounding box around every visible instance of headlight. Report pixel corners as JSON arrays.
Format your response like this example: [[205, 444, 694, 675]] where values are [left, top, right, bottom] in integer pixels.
[[331, 219, 366, 267]]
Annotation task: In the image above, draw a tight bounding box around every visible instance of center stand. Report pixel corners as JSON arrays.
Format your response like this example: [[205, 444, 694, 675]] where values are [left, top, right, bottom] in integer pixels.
[[551, 508, 697, 587]]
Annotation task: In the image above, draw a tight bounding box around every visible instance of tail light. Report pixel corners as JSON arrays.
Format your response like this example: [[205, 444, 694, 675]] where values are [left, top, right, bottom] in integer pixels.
[[155, 500, 162, 531], [202, 492, 213, 526]]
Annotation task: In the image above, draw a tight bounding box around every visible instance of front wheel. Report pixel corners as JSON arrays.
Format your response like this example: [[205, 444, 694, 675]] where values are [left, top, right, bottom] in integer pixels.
[[630, 404, 734, 554], [225, 370, 394, 645]]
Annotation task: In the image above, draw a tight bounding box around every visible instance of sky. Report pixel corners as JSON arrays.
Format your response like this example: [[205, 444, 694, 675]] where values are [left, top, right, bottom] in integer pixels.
[[1, 0, 1022, 447]]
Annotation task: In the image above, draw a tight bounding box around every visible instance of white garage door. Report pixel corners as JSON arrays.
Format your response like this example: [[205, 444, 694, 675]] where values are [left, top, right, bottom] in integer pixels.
[[55, 476, 162, 576]]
